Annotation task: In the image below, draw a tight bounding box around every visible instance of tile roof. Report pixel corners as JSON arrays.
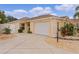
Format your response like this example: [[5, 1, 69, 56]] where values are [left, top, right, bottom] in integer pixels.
[[30, 14, 57, 20], [69, 19, 79, 23]]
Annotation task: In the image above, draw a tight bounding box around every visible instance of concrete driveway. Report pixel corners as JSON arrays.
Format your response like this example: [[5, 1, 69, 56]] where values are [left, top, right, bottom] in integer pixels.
[[0, 33, 72, 54]]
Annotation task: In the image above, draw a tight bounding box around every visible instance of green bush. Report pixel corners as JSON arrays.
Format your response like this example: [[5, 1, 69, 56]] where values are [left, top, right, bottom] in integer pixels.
[[18, 28, 23, 33], [27, 27, 32, 33], [60, 27, 67, 37], [3, 28, 11, 34], [60, 23, 75, 36], [27, 30, 32, 33]]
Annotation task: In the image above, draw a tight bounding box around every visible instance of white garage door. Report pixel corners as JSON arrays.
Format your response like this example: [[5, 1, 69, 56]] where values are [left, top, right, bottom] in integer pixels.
[[34, 22, 49, 36]]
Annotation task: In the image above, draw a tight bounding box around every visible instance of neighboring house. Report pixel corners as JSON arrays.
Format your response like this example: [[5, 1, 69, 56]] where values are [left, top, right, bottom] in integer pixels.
[[0, 14, 78, 37]]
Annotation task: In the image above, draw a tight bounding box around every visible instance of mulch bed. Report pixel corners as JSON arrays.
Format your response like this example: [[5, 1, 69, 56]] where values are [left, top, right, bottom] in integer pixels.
[[0, 34, 15, 40]]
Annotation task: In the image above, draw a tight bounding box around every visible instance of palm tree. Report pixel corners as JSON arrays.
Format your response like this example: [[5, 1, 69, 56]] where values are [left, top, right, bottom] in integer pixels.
[[74, 6, 79, 19], [75, 6, 79, 11], [74, 12, 79, 19]]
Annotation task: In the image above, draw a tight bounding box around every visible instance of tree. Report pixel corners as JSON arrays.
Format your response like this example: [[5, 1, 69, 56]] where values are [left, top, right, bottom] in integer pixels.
[[74, 12, 79, 19], [74, 6, 79, 19], [0, 10, 8, 24], [6, 16, 18, 22], [75, 6, 79, 11], [0, 10, 18, 24]]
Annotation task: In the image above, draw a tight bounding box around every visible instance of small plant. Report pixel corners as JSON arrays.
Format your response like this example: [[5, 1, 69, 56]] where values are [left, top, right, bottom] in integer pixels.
[[76, 25, 79, 33], [27, 27, 32, 33], [60, 27, 67, 37], [18, 28, 23, 33], [3, 28, 11, 34], [27, 30, 32, 33]]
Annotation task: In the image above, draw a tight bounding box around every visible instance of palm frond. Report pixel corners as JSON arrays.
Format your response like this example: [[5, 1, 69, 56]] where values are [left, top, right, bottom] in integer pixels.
[[75, 6, 79, 11], [74, 12, 79, 19]]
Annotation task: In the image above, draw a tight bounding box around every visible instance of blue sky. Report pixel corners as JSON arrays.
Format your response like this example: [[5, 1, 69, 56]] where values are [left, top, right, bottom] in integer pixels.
[[0, 4, 78, 19], [0, 4, 59, 11]]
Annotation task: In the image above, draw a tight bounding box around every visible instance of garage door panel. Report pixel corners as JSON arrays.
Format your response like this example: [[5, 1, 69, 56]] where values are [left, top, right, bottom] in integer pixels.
[[35, 22, 49, 35], [34, 21, 57, 37]]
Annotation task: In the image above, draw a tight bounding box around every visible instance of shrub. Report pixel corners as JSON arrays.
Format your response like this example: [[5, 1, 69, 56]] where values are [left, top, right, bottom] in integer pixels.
[[60, 27, 67, 37], [3, 28, 11, 34], [27, 30, 32, 33], [27, 27, 32, 33], [18, 28, 23, 33], [60, 23, 75, 37]]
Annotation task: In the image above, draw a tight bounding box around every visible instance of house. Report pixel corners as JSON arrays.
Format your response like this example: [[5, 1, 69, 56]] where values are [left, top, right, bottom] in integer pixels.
[[0, 14, 77, 37]]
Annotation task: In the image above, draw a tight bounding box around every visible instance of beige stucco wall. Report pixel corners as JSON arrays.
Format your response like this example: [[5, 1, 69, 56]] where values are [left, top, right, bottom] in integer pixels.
[[30, 22, 35, 33], [30, 16, 69, 37], [30, 17, 60, 37], [0, 24, 10, 33], [0, 23, 20, 34], [9, 22, 29, 33], [9, 23, 20, 33], [50, 20, 58, 37]]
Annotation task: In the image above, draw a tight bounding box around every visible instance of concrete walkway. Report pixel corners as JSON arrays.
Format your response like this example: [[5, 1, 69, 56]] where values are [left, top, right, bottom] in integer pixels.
[[0, 33, 73, 54]]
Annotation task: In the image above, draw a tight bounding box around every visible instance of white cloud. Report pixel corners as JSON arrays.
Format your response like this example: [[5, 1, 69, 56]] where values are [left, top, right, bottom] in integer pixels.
[[54, 4, 79, 19], [29, 7, 53, 17], [4, 5, 79, 19], [55, 4, 78, 12], [5, 9, 28, 19], [13, 10, 27, 13], [5, 7, 55, 19]]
